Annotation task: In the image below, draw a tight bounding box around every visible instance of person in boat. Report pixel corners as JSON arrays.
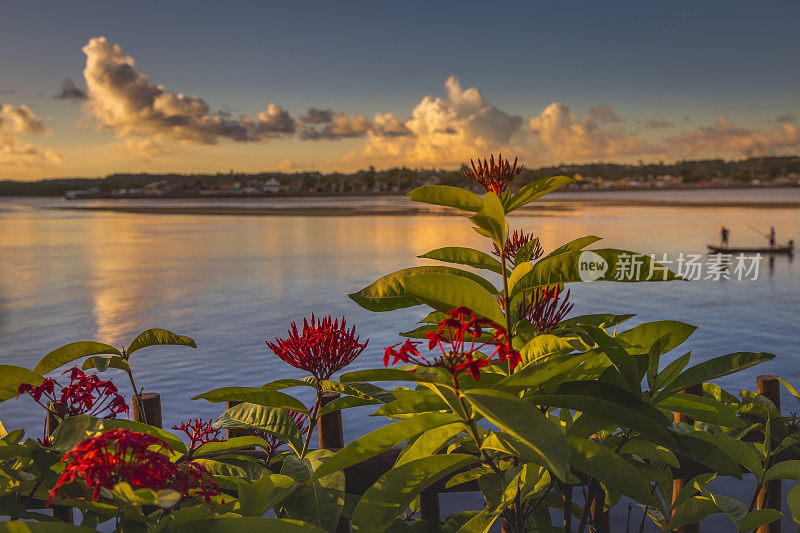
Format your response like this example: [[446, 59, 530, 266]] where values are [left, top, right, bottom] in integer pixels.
[[769, 227, 776, 248], [721, 226, 729, 247]]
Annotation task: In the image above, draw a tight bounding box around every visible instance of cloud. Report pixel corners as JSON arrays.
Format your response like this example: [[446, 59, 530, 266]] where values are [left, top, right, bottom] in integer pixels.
[[353, 76, 523, 167], [590, 105, 623, 123], [0, 104, 46, 135], [297, 109, 371, 140], [775, 114, 796, 124], [644, 119, 674, 129], [528, 103, 657, 161], [0, 103, 61, 166], [666, 115, 800, 157], [81, 37, 295, 145], [54, 78, 88, 101]]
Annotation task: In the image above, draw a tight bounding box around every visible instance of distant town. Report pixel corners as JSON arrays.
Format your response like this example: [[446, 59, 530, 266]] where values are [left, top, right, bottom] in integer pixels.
[[2, 155, 799, 198]]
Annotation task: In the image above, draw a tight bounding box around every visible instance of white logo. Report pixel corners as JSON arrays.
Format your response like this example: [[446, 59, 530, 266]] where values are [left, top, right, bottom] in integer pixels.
[[578, 251, 608, 282]]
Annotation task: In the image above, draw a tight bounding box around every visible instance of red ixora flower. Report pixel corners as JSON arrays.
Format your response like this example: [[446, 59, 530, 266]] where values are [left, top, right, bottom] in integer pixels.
[[171, 418, 222, 451], [517, 286, 574, 334], [383, 307, 521, 382], [492, 230, 544, 263], [463, 154, 523, 194], [252, 410, 308, 462], [17, 367, 128, 421], [267, 315, 368, 381], [49, 429, 219, 506]]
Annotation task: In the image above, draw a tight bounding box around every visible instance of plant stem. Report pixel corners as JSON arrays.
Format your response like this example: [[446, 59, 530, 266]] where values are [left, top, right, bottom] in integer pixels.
[[300, 385, 322, 459], [500, 248, 513, 344], [453, 376, 503, 476], [576, 482, 596, 533], [125, 368, 147, 426]]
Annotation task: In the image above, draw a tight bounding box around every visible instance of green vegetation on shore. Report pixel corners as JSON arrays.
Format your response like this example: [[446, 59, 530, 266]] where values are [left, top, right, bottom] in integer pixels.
[[2, 155, 799, 197]]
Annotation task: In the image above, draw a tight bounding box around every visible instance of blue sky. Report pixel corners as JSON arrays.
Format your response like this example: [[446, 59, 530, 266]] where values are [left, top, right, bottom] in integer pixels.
[[1, 0, 799, 179]]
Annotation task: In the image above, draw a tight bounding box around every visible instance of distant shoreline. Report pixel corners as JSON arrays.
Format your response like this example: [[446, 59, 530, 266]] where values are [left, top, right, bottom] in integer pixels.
[[51, 195, 800, 218]]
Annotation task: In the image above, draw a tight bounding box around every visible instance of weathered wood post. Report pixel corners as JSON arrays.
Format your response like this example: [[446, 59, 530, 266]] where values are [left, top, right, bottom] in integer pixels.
[[563, 485, 573, 531], [589, 485, 610, 533], [318, 392, 350, 533], [672, 384, 703, 533], [318, 392, 344, 449], [132, 393, 162, 428], [46, 403, 73, 524], [756, 375, 782, 533]]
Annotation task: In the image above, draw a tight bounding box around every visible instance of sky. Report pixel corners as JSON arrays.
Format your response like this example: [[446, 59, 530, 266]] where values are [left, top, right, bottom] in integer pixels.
[[1, 0, 799, 180]]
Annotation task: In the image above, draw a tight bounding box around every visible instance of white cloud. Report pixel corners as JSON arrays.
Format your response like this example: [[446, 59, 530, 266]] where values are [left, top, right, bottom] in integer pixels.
[[81, 37, 295, 145], [297, 109, 372, 140], [666, 115, 800, 157], [0, 104, 61, 166], [352, 76, 523, 167], [590, 105, 623, 124], [528, 103, 657, 161]]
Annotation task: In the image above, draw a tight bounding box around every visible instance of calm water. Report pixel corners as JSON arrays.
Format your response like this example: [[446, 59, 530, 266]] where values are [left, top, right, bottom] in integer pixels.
[[2, 189, 799, 529]]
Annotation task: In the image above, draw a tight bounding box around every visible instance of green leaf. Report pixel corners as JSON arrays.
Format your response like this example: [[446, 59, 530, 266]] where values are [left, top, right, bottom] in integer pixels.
[[192, 387, 309, 415], [352, 454, 478, 532], [280, 450, 344, 531], [653, 352, 692, 391], [764, 460, 800, 482], [35, 341, 121, 375], [687, 430, 763, 478], [788, 484, 800, 525], [408, 185, 484, 212], [514, 236, 540, 267], [48, 414, 187, 455], [505, 175, 575, 213], [528, 381, 674, 447], [213, 403, 303, 456], [127, 328, 196, 355], [675, 432, 742, 478], [0, 365, 44, 402], [496, 349, 594, 390], [654, 352, 775, 401], [737, 509, 784, 531], [540, 235, 602, 260], [463, 389, 569, 481], [402, 273, 505, 324], [348, 266, 498, 313], [171, 517, 326, 533], [469, 192, 506, 246], [656, 394, 743, 427], [373, 391, 448, 418], [419, 246, 503, 274], [514, 334, 585, 364], [312, 412, 463, 480], [615, 320, 696, 356], [568, 438, 659, 507], [667, 496, 720, 530], [341, 367, 441, 385], [193, 436, 272, 457], [81, 355, 131, 373], [509, 248, 681, 298], [558, 313, 636, 330], [450, 509, 499, 533], [619, 438, 679, 468], [395, 422, 465, 466]]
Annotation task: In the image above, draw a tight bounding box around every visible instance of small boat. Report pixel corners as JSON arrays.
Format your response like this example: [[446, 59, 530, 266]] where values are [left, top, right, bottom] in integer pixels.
[[707, 242, 794, 254]]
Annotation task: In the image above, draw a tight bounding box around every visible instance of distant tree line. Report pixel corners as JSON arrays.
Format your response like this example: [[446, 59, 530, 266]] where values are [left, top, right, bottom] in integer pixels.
[[2, 155, 799, 196]]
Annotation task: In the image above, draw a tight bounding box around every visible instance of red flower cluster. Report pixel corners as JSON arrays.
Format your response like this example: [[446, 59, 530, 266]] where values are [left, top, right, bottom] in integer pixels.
[[518, 286, 574, 334], [171, 418, 222, 451], [17, 367, 128, 420], [267, 315, 368, 381], [49, 429, 219, 505], [252, 410, 308, 462], [492, 230, 543, 262], [384, 307, 521, 382], [462, 154, 523, 194]]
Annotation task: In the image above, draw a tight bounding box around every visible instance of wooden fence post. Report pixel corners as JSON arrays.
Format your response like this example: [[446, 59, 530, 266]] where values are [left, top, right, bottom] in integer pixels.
[[671, 384, 703, 533], [46, 403, 73, 524], [590, 485, 610, 533], [420, 490, 441, 523], [132, 393, 162, 428], [319, 392, 344, 449], [757, 375, 782, 533]]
